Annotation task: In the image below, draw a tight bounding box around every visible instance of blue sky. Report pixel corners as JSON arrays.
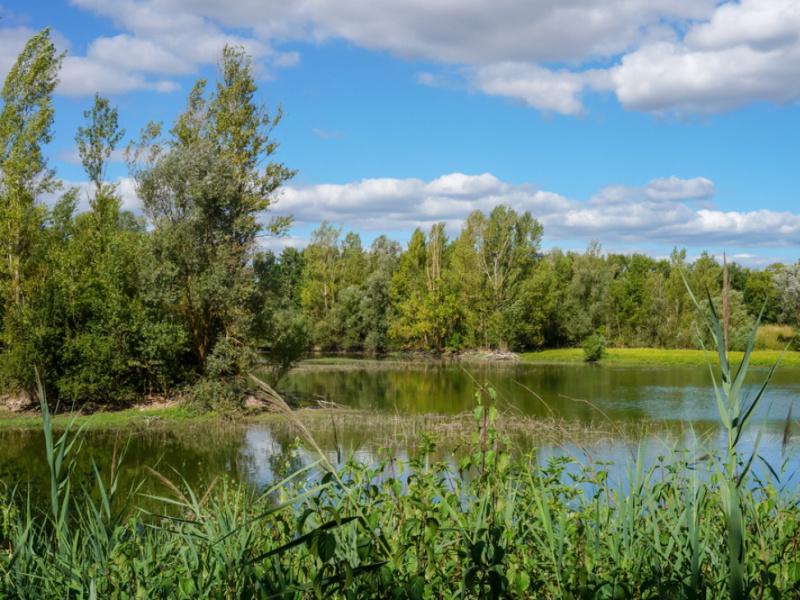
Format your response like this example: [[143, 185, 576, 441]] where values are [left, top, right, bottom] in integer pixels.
[[1, 0, 799, 265]]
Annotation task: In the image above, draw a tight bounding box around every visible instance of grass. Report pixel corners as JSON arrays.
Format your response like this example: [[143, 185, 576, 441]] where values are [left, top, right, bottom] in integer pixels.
[[0, 405, 215, 431], [521, 346, 800, 367], [1, 376, 799, 597]]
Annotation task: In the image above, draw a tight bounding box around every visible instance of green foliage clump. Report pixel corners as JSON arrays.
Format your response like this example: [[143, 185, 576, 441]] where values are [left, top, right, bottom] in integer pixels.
[[582, 332, 606, 362], [0, 32, 301, 408]]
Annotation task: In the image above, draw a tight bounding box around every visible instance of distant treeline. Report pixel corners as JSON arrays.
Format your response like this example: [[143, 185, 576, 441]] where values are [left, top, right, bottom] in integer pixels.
[[271, 221, 797, 355], [1, 30, 798, 405]]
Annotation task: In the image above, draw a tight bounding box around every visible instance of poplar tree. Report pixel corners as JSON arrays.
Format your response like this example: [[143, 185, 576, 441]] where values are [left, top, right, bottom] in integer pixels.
[[0, 28, 62, 391]]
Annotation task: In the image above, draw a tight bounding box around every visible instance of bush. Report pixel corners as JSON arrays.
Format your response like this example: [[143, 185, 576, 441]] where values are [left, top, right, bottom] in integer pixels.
[[186, 377, 242, 413], [582, 333, 606, 362]]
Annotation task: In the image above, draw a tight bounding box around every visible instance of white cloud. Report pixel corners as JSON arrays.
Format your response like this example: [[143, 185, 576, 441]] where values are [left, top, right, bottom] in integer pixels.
[[59, 56, 179, 96], [610, 39, 800, 114], [0, 0, 300, 97], [643, 176, 714, 202], [258, 235, 308, 253], [32, 170, 799, 254], [470, 63, 589, 115], [0, 26, 36, 84], [274, 173, 800, 248], [60, 0, 800, 114], [42, 177, 142, 214]]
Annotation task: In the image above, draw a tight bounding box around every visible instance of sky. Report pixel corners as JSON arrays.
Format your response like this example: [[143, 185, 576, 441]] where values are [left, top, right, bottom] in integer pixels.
[[1, 0, 799, 266]]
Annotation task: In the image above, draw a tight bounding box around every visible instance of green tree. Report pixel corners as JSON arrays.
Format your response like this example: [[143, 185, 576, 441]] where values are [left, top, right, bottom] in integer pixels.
[[300, 222, 342, 348], [452, 206, 542, 349], [129, 46, 294, 377], [390, 225, 464, 351], [775, 262, 800, 326], [0, 28, 62, 392]]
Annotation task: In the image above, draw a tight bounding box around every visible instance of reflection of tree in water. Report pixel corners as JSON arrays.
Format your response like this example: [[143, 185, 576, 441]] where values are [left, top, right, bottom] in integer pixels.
[[0, 426, 247, 513], [280, 361, 792, 425]]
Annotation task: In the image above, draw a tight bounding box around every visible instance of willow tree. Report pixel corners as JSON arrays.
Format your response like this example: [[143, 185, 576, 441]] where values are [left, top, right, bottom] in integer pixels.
[[0, 28, 62, 390], [129, 46, 295, 377]]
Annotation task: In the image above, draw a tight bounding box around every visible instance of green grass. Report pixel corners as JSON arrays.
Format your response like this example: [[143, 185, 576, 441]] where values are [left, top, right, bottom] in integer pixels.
[[0, 405, 214, 431], [521, 346, 800, 367], [2, 379, 799, 597]]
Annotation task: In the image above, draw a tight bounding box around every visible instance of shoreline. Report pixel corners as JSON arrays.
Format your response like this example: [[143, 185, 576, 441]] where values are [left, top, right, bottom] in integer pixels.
[[2, 346, 798, 429]]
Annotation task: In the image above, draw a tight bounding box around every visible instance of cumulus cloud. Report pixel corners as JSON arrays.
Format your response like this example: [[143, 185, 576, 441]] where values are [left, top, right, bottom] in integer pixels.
[[0, 26, 36, 84], [258, 235, 308, 253], [274, 173, 800, 248], [470, 63, 589, 115], [0, 0, 782, 112], [0, 0, 300, 97], [32, 170, 798, 252]]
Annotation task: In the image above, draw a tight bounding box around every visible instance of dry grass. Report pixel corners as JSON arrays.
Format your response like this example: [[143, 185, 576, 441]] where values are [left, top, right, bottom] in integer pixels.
[[252, 407, 670, 454], [755, 324, 795, 350]]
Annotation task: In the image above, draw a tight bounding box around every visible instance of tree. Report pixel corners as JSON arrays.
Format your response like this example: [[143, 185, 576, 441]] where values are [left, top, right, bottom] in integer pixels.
[[76, 94, 124, 195], [390, 225, 464, 351], [775, 262, 800, 326], [0, 28, 62, 392], [361, 236, 401, 352], [300, 223, 342, 348], [129, 46, 294, 377], [562, 242, 610, 345], [453, 206, 542, 349]]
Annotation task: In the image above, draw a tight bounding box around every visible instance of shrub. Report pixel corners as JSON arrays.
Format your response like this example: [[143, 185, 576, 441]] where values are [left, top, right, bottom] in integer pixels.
[[582, 332, 606, 362]]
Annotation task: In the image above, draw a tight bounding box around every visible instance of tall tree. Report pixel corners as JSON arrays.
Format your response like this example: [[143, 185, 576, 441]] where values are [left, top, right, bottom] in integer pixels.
[[129, 46, 294, 376], [300, 222, 342, 348], [453, 206, 543, 349], [0, 28, 62, 391], [0, 28, 61, 309]]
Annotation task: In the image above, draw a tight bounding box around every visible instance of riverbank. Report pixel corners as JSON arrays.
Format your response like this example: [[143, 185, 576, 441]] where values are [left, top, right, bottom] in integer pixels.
[[521, 347, 800, 367], [0, 404, 666, 447]]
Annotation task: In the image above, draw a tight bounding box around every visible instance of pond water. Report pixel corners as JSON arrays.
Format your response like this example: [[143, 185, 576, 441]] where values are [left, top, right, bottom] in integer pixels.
[[281, 361, 800, 425], [2, 361, 800, 503]]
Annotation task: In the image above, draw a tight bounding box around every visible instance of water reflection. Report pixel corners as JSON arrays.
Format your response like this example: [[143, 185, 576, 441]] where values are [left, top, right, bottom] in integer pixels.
[[1, 362, 799, 504], [282, 362, 800, 424]]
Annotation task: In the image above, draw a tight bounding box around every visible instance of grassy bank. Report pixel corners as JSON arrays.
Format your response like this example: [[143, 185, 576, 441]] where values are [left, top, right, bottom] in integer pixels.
[[521, 346, 800, 367], [0, 405, 214, 431]]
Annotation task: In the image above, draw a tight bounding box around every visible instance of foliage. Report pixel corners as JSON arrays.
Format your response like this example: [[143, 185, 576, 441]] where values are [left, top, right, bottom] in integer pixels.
[[582, 332, 606, 362], [128, 46, 294, 378], [756, 324, 795, 351], [522, 346, 800, 367], [0, 32, 301, 407], [0, 28, 62, 394]]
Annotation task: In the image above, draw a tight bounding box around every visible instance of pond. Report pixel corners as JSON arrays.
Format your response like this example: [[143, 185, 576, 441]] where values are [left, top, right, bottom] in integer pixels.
[[2, 360, 800, 503], [281, 360, 800, 425]]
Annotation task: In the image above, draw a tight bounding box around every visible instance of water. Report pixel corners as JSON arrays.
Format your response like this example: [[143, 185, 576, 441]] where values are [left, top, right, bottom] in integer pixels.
[[282, 361, 800, 426], [2, 361, 799, 502]]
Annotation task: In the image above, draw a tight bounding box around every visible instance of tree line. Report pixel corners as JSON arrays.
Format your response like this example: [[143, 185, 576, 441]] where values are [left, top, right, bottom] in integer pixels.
[[1, 29, 798, 405], [280, 220, 798, 356]]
